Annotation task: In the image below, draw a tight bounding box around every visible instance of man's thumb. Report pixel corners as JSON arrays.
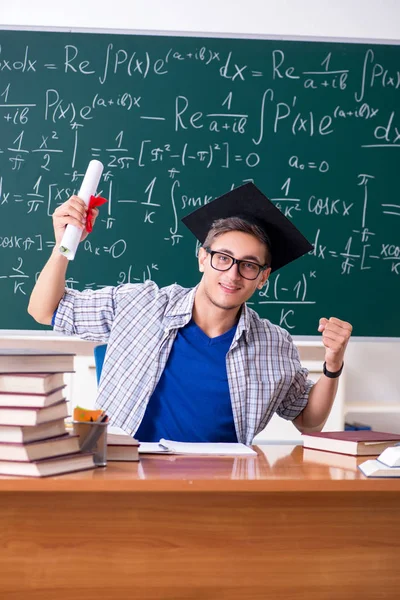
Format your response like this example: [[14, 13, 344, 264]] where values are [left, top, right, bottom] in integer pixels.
[[318, 317, 328, 332]]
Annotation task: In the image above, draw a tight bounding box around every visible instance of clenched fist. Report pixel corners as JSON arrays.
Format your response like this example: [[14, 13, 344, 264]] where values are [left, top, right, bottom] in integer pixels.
[[52, 195, 99, 247], [318, 317, 352, 372]]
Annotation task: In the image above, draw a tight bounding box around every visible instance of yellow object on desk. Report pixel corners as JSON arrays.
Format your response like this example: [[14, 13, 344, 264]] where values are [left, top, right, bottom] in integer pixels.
[[73, 406, 104, 422]]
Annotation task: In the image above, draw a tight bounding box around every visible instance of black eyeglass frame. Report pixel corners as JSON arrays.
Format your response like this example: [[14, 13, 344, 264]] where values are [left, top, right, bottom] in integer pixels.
[[204, 247, 269, 280]]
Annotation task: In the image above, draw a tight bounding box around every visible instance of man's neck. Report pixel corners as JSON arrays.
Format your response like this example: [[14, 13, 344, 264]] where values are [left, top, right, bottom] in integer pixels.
[[192, 287, 241, 338]]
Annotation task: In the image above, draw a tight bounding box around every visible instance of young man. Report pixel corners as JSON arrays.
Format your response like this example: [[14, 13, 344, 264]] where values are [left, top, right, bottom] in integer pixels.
[[28, 183, 352, 444]]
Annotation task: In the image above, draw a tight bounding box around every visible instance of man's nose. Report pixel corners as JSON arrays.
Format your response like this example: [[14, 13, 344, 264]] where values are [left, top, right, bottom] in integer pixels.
[[228, 262, 241, 279]]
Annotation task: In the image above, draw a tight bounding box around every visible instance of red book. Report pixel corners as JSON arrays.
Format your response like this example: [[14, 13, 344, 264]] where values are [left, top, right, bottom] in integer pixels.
[[301, 430, 400, 456]]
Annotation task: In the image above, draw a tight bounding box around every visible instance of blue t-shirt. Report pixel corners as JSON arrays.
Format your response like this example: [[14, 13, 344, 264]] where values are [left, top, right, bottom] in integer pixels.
[[135, 319, 237, 442]]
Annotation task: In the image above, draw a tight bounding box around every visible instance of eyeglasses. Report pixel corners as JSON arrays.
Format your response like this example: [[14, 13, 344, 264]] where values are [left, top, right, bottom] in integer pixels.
[[205, 247, 268, 280]]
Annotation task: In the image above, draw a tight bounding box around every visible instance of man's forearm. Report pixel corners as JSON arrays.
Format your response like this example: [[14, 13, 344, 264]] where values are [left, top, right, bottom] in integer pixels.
[[28, 248, 69, 325], [294, 316, 352, 432], [293, 375, 339, 432]]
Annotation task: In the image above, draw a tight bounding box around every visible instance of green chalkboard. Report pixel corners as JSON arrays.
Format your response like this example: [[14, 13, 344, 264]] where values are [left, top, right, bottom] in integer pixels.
[[0, 29, 399, 336]]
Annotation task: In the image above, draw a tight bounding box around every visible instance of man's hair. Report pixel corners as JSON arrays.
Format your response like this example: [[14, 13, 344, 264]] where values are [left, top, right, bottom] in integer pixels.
[[203, 217, 271, 266]]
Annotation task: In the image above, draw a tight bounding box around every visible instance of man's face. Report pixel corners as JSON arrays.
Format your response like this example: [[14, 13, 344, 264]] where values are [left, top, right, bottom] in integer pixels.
[[198, 231, 271, 311]]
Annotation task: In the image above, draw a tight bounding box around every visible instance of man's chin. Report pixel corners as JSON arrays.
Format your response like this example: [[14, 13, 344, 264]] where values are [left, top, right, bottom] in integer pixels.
[[201, 283, 249, 311], [208, 294, 243, 312]]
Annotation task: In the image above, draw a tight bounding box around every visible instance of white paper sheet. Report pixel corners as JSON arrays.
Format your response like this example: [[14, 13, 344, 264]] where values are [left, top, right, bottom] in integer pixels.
[[59, 160, 104, 260], [138, 442, 172, 454]]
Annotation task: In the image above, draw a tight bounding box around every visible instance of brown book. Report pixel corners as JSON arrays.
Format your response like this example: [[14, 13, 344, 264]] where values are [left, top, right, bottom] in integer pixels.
[[0, 372, 66, 394], [0, 400, 68, 426], [0, 452, 95, 477], [302, 430, 400, 456], [107, 433, 140, 462], [0, 350, 75, 374], [0, 419, 67, 444], [0, 433, 80, 462], [0, 386, 66, 408]]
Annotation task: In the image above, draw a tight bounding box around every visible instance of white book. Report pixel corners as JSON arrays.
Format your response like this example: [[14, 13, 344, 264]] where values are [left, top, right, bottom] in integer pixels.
[[376, 445, 400, 467], [0, 433, 80, 462], [0, 386, 66, 408], [0, 399, 68, 426], [0, 349, 75, 374], [0, 372, 65, 394], [0, 452, 95, 477], [358, 459, 400, 478], [0, 419, 67, 443]]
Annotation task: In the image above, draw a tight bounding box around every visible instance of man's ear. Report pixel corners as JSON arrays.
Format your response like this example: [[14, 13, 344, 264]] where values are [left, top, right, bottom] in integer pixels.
[[198, 247, 207, 272], [257, 267, 271, 289]]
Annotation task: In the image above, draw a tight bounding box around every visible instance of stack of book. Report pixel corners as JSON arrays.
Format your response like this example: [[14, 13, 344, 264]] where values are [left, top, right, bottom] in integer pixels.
[[0, 349, 96, 477]]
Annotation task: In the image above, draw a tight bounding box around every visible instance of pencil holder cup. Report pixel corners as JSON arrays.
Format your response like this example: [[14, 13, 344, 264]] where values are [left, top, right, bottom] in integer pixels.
[[73, 420, 108, 466]]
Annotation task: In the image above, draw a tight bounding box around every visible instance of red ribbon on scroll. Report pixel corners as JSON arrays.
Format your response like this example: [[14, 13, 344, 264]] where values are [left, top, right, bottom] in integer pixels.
[[86, 195, 108, 232]]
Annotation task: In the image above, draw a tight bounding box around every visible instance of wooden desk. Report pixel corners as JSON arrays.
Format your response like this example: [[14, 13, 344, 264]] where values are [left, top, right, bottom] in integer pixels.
[[0, 445, 399, 599]]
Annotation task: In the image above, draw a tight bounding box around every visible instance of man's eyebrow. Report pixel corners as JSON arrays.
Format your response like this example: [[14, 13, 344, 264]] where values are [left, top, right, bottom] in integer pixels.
[[214, 248, 263, 263]]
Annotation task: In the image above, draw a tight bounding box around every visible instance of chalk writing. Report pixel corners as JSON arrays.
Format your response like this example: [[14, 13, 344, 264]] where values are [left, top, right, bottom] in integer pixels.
[[0, 30, 398, 335]]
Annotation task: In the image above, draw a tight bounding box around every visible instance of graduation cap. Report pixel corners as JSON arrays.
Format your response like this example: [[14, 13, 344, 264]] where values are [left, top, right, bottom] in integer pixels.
[[181, 182, 313, 272]]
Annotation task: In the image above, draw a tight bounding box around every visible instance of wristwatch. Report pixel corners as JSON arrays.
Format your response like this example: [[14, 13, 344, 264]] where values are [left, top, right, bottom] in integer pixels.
[[323, 361, 344, 378]]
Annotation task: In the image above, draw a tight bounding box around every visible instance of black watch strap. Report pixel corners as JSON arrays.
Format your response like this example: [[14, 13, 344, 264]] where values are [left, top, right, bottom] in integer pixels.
[[323, 361, 344, 378]]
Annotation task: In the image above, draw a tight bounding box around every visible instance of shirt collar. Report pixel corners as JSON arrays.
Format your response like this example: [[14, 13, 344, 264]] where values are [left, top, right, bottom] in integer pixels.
[[164, 285, 198, 330], [164, 285, 251, 342], [234, 302, 251, 344]]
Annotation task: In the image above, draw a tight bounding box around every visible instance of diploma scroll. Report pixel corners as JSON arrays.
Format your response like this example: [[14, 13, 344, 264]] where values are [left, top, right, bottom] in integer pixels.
[[59, 160, 104, 260]]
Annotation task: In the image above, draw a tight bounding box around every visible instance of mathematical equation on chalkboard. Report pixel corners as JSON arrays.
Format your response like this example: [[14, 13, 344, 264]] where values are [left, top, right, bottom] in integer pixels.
[[0, 31, 399, 333]]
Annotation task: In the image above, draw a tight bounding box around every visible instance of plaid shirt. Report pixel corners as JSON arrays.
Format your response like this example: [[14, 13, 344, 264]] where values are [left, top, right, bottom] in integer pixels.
[[54, 281, 312, 444]]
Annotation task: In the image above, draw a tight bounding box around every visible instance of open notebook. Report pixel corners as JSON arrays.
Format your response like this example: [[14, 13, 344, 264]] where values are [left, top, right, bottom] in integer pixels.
[[141, 439, 257, 456], [108, 428, 256, 456]]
